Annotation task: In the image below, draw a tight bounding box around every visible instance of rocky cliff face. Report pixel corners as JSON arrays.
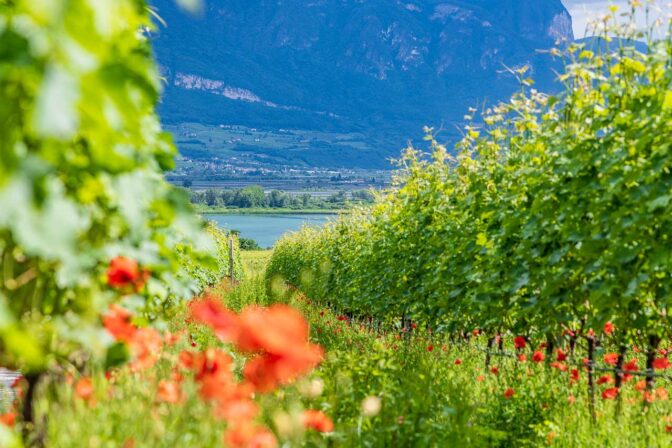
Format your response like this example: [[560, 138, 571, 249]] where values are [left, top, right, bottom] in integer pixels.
[[150, 0, 573, 168]]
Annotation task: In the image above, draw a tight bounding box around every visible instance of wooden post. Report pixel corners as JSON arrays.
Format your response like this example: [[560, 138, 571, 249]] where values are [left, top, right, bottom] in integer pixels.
[[485, 335, 495, 369], [614, 344, 627, 418], [587, 335, 596, 423], [228, 236, 235, 283], [646, 335, 661, 392]]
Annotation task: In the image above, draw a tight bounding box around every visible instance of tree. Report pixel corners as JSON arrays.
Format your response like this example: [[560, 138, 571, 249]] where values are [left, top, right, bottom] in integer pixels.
[[205, 189, 218, 206]]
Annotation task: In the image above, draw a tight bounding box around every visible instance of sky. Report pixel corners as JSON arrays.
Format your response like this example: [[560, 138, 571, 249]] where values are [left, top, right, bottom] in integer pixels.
[[562, 0, 670, 37]]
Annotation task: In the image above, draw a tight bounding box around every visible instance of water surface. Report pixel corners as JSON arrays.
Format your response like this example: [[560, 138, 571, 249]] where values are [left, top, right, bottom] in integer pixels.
[[208, 213, 332, 248]]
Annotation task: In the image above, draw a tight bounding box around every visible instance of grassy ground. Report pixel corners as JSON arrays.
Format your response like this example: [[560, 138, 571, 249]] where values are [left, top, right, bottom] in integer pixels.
[[32, 252, 672, 447]]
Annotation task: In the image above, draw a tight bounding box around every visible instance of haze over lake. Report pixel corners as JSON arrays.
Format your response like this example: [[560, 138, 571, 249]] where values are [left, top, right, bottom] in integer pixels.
[[208, 214, 333, 248]]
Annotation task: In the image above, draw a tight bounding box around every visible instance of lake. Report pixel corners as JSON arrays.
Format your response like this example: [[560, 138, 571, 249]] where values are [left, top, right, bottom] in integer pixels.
[[207, 214, 333, 248]]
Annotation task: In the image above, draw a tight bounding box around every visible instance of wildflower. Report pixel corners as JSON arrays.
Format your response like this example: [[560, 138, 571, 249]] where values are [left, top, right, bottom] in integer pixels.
[[243, 346, 323, 392], [128, 328, 163, 371], [224, 422, 277, 448], [472, 329, 480, 337], [518, 354, 527, 362], [103, 305, 136, 343], [75, 377, 94, 401], [623, 359, 638, 372], [514, 336, 526, 349], [597, 374, 613, 385], [0, 412, 16, 427], [570, 369, 580, 383], [556, 349, 567, 362], [532, 351, 545, 363], [189, 297, 240, 342], [107, 256, 145, 290], [653, 357, 671, 370], [361, 396, 382, 417], [657, 388, 669, 401], [299, 379, 324, 398], [491, 366, 499, 374], [602, 388, 618, 400], [302, 410, 334, 433], [603, 321, 615, 335], [667, 426, 672, 433], [454, 359, 462, 365], [157, 380, 183, 404], [568, 395, 576, 405], [217, 396, 259, 423], [427, 345, 434, 352], [551, 362, 567, 372], [635, 380, 647, 391], [337, 315, 348, 322], [180, 349, 235, 400], [504, 388, 515, 399], [476, 375, 485, 382], [603, 353, 619, 366], [410, 323, 418, 330]]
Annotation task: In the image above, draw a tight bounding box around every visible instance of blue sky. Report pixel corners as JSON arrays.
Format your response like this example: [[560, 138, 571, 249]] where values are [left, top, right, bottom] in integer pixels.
[[562, 1, 669, 37]]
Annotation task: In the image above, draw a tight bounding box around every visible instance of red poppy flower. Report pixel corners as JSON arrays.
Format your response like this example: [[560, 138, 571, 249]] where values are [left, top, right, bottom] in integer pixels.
[[75, 377, 94, 401], [103, 305, 136, 343], [518, 354, 527, 362], [602, 388, 618, 400], [337, 315, 348, 322], [302, 410, 334, 433], [603, 353, 619, 366], [656, 388, 669, 401], [603, 321, 614, 335], [491, 366, 499, 374], [157, 380, 183, 404], [635, 380, 647, 391], [623, 359, 638, 372], [454, 359, 462, 365], [504, 388, 515, 399], [128, 327, 163, 372], [476, 375, 485, 382], [107, 256, 145, 290], [0, 412, 16, 427], [427, 345, 434, 352], [570, 369, 580, 382], [410, 323, 418, 330], [551, 362, 567, 371], [224, 422, 277, 448], [532, 351, 545, 363], [597, 375, 613, 385], [472, 329, 480, 336], [653, 357, 671, 370], [514, 336, 526, 350], [539, 342, 547, 349], [556, 349, 567, 362], [189, 297, 241, 342]]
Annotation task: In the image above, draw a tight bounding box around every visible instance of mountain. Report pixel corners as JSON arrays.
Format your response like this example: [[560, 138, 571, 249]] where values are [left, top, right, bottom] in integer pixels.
[[149, 0, 573, 169]]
